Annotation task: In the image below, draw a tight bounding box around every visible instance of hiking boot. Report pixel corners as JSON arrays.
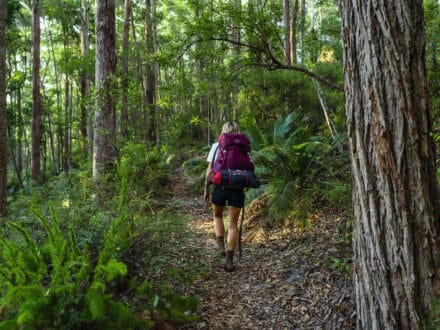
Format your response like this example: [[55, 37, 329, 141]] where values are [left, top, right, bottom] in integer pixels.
[[225, 250, 235, 272], [216, 236, 226, 257]]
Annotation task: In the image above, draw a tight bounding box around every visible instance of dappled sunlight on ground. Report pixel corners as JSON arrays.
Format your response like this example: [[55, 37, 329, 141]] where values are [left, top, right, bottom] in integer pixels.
[[166, 171, 355, 329]]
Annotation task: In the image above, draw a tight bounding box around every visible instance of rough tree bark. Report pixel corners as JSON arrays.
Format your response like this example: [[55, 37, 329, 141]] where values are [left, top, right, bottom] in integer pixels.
[[31, 0, 42, 183], [144, 0, 156, 142], [195, 5, 208, 142], [121, 0, 131, 140], [80, 0, 92, 157], [93, 0, 117, 177], [0, 0, 6, 218], [231, 0, 241, 121], [283, 0, 291, 66], [299, 0, 305, 64], [341, 1, 440, 328], [290, 0, 298, 64]]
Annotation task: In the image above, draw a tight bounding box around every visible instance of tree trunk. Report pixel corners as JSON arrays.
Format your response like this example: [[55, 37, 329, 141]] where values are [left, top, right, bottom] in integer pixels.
[[231, 0, 241, 121], [31, 0, 42, 183], [47, 26, 61, 174], [283, 0, 291, 66], [313, 78, 338, 140], [145, 0, 156, 142], [63, 76, 72, 172], [16, 84, 23, 180], [299, 0, 305, 64], [341, 1, 440, 328], [195, 6, 207, 142], [121, 0, 131, 140], [131, 17, 146, 140], [0, 0, 6, 218], [93, 0, 117, 177], [152, 0, 160, 148], [290, 0, 298, 64], [80, 0, 91, 157]]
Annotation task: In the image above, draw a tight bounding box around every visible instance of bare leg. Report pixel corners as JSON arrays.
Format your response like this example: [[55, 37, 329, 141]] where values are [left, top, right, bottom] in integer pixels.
[[226, 206, 242, 251], [212, 204, 225, 237]]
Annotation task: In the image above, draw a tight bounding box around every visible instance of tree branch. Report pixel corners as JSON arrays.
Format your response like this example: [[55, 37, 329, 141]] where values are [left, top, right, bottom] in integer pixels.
[[178, 35, 344, 92]]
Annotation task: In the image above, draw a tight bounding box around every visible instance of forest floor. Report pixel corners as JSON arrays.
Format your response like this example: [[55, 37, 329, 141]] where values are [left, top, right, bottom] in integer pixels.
[[162, 171, 356, 329]]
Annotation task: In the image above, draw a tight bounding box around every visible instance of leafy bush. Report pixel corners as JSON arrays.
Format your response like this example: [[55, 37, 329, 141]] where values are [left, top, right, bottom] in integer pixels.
[[4, 156, 202, 329], [118, 142, 172, 197], [0, 203, 151, 329], [247, 112, 351, 223], [181, 148, 210, 194], [121, 210, 203, 324]]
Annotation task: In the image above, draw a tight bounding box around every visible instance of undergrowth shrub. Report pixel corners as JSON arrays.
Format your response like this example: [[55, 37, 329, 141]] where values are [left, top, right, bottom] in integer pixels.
[[181, 146, 210, 194], [3, 164, 202, 328], [121, 210, 203, 324], [0, 201, 151, 329], [247, 112, 351, 224], [118, 142, 172, 196]]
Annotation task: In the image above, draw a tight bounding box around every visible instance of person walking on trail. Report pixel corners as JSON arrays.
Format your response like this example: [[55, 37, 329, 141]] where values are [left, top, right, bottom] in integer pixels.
[[204, 121, 253, 272]]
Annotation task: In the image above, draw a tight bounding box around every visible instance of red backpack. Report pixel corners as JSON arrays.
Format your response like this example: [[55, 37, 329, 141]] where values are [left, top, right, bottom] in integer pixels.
[[209, 133, 259, 188]]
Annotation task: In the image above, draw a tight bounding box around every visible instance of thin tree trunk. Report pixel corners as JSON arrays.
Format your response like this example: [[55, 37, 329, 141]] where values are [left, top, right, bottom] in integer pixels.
[[195, 6, 207, 142], [313, 79, 338, 140], [283, 0, 291, 66], [152, 0, 160, 148], [10, 53, 24, 177], [341, 1, 440, 328], [46, 25, 61, 174], [121, 0, 131, 140], [63, 76, 72, 171], [31, 0, 41, 183], [290, 0, 298, 64], [131, 17, 146, 139], [16, 85, 23, 177], [144, 0, 156, 142], [0, 0, 6, 218], [80, 0, 91, 158], [45, 97, 57, 175], [231, 0, 241, 121], [299, 0, 305, 64], [93, 0, 117, 177]]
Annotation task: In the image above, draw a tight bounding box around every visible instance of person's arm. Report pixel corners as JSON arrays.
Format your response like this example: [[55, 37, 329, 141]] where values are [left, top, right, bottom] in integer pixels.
[[204, 162, 212, 202]]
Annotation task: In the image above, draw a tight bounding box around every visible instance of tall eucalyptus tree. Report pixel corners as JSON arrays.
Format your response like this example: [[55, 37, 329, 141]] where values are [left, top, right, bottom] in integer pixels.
[[31, 0, 42, 183], [0, 0, 6, 217], [144, 0, 156, 142], [195, 2, 207, 141], [283, 0, 291, 66], [341, 1, 440, 328], [290, 0, 299, 64], [121, 0, 131, 139], [80, 0, 92, 156], [93, 0, 117, 176]]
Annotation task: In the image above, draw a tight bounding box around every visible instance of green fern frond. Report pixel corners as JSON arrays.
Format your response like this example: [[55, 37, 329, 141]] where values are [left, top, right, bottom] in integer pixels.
[[273, 111, 298, 141], [95, 259, 128, 282], [85, 289, 107, 321], [0, 320, 19, 330]]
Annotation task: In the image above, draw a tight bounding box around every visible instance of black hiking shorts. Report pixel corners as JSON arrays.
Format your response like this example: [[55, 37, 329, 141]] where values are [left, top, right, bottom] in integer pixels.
[[212, 186, 245, 208]]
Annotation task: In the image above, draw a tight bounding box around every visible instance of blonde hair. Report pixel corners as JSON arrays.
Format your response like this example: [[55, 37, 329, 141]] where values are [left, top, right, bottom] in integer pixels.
[[221, 121, 239, 133]]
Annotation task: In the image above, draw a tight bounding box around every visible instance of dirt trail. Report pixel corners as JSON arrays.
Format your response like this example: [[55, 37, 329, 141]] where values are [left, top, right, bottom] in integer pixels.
[[169, 173, 355, 329]]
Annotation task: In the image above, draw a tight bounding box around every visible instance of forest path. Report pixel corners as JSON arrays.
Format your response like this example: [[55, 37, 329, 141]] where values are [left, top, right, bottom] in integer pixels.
[[167, 170, 355, 329]]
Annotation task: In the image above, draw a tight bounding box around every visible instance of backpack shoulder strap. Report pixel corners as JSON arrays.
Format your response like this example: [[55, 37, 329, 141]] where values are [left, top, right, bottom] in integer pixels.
[[212, 143, 220, 163]]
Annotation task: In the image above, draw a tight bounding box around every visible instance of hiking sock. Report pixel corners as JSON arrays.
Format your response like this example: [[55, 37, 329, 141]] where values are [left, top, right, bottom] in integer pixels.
[[216, 236, 226, 257], [225, 250, 235, 272]]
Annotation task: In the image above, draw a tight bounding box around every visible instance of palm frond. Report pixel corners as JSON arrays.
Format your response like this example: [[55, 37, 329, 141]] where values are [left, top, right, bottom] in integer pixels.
[[273, 112, 298, 141]]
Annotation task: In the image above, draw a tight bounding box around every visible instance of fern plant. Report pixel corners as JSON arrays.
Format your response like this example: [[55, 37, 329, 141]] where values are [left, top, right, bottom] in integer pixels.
[[247, 112, 350, 223], [0, 201, 152, 329], [117, 142, 172, 197]]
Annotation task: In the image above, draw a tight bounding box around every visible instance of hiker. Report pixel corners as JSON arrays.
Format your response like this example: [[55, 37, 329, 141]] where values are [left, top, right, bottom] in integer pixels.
[[204, 121, 253, 272]]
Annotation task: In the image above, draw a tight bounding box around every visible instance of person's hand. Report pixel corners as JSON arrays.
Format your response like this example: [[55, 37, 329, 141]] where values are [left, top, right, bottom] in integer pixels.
[[204, 188, 210, 203]]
